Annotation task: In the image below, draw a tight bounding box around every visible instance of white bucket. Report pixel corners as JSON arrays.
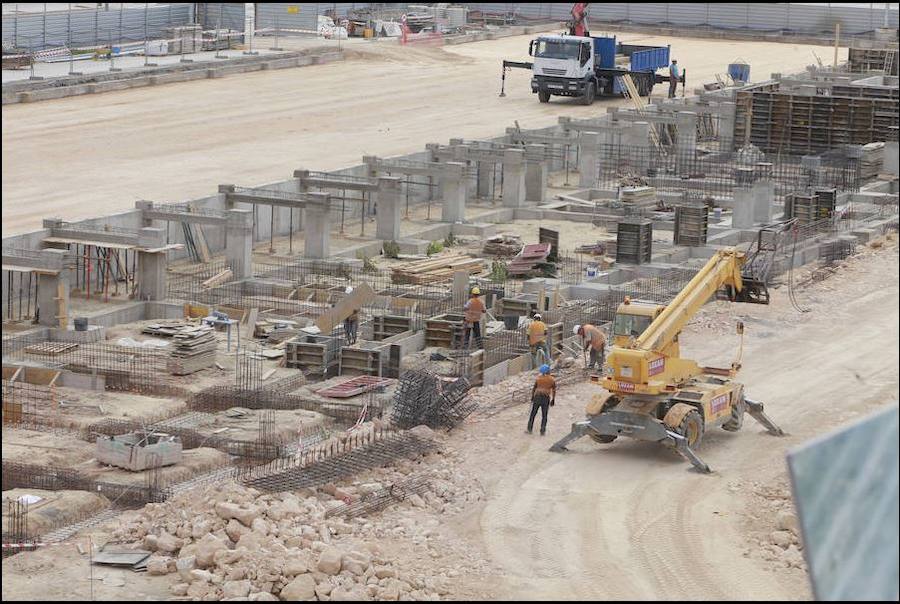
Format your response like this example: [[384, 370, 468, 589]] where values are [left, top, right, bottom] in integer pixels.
[[713, 207, 722, 219]]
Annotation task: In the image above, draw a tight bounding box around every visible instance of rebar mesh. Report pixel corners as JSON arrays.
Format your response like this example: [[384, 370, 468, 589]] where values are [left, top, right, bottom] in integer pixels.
[[390, 369, 476, 430]]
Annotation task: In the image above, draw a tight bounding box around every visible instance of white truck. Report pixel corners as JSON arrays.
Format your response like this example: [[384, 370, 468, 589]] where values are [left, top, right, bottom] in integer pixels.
[[501, 34, 680, 104]]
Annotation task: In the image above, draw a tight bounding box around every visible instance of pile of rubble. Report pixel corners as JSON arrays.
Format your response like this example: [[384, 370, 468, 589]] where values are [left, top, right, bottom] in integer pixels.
[[108, 433, 488, 601]]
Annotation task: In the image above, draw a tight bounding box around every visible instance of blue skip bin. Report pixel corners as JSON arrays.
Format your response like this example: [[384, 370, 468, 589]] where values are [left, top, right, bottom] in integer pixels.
[[728, 61, 750, 83]]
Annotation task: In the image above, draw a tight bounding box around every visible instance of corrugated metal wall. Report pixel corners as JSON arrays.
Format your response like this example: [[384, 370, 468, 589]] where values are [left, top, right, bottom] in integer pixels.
[[2, 4, 194, 51], [463, 3, 899, 35]]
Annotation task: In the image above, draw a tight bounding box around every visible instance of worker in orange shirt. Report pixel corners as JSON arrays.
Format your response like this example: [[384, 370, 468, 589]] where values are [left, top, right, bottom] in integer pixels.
[[462, 287, 486, 350], [527, 313, 550, 366], [575, 323, 607, 371], [527, 363, 556, 436]]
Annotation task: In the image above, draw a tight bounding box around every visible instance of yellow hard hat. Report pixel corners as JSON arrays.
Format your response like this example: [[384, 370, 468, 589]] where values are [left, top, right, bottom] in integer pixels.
[[471, 286, 481, 295]]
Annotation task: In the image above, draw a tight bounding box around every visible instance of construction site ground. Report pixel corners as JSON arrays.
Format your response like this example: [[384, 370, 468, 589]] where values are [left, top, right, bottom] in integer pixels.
[[1, 32, 845, 235], [3, 235, 897, 601]]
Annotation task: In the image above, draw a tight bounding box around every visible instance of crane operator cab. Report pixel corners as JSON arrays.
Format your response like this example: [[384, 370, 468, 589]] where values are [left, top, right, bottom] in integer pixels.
[[611, 297, 662, 347]]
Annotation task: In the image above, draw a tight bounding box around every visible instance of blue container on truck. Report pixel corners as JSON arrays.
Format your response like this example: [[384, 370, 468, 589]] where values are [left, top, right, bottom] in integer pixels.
[[728, 62, 750, 83]]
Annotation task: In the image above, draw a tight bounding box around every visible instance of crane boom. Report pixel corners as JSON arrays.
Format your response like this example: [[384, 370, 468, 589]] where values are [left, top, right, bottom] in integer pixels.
[[602, 247, 748, 396], [635, 248, 744, 353]]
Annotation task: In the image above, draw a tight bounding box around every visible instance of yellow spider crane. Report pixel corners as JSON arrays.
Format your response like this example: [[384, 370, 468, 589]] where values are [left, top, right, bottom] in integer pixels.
[[551, 247, 783, 472]]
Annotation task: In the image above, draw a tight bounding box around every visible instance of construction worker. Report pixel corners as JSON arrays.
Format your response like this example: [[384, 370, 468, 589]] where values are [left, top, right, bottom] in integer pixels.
[[668, 59, 680, 98], [575, 323, 607, 371], [527, 364, 556, 436], [527, 312, 550, 366], [343, 286, 359, 345], [462, 286, 486, 349]]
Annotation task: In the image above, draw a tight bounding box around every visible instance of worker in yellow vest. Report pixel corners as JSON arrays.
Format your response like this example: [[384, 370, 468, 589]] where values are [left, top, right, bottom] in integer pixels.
[[527, 312, 550, 366], [462, 287, 486, 349]]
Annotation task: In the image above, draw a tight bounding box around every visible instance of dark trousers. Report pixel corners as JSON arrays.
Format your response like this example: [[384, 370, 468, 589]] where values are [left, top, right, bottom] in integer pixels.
[[588, 347, 605, 370], [668, 78, 678, 98], [463, 321, 483, 349], [528, 393, 551, 433], [344, 318, 358, 344]]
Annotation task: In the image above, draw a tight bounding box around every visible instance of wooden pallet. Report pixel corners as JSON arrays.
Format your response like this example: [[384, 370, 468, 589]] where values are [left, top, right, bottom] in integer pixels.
[[24, 342, 79, 356]]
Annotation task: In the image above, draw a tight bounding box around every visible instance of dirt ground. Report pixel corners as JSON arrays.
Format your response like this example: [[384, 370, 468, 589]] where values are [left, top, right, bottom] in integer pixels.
[[1, 33, 844, 235]]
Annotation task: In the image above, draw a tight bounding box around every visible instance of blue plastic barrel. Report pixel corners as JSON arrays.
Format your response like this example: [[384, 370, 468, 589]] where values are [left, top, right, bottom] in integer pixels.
[[728, 62, 750, 82]]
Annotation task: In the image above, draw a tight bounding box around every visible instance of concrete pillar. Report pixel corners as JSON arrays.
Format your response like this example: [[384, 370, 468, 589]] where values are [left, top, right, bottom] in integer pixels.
[[885, 141, 899, 177], [718, 102, 736, 152], [675, 111, 697, 174], [226, 209, 253, 279], [136, 227, 168, 301], [578, 131, 601, 188], [440, 162, 468, 223], [732, 187, 755, 229], [303, 193, 332, 259], [477, 160, 494, 198], [135, 200, 163, 229], [627, 122, 651, 176], [37, 249, 68, 328], [524, 144, 548, 203], [375, 176, 403, 241], [501, 148, 526, 209], [752, 179, 774, 224]]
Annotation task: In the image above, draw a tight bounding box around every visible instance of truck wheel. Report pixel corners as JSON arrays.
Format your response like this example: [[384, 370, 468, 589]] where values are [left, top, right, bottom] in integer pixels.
[[674, 410, 704, 448], [581, 82, 596, 105], [723, 394, 746, 432], [538, 90, 551, 103]]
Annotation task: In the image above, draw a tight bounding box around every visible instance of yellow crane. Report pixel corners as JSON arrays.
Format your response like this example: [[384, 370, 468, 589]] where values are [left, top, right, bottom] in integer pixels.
[[551, 247, 783, 472]]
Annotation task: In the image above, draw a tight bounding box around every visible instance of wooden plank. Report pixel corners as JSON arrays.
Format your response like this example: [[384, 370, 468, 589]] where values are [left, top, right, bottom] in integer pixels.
[[200, 268, 233, 289], [193, 224, 212, 263], [315, 282, 376, 333], [242, 307, 259, 340]]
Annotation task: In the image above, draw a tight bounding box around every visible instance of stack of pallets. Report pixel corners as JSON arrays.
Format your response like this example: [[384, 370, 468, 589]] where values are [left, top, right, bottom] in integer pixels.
[[391, 254, 484, 284], [620, 186, 658, 208], [507, 243, 552, 276], [166, 325, 217, 375]]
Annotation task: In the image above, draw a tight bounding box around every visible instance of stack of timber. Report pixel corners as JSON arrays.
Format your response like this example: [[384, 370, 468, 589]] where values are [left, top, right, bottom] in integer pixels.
[[391, 254, 484, 285], [254, 319, 300, 343], [859, 142, 885, 179], [142, 320, 197, 337], [482, 233, 523, 257], [620, 186, 658, 208], [166, 325, 217, 375], [507, 243, 552, 276]]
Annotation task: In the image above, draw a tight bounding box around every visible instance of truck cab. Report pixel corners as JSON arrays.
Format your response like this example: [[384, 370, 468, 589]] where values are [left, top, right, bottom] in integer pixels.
[[529, 34, 599, 103]]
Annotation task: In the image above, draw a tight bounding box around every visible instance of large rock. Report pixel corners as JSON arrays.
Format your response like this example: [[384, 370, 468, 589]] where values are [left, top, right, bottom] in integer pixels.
[[215, 502, 261, 527], [249, 593, 278, 602], [176, 555, 197, 581], [770, 530, 792, 549], [223, 580, 251, 598], [156, 531, 181, 554], [280, 574, 316, 601], [147, 555, 172, 575], [317, 547, 344, 575], [226, 518, 249, 542], [283, 558, 310, 578], [776, 510, 800, 534], [196, 534, 229, 569], [251, 518, 271, 536], [331, 586, 369, 601], [341, 550, 372, 576]]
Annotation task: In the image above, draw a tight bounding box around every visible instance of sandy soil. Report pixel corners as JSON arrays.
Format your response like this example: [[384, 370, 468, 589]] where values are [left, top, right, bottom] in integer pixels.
[[447, 236, 899, 600], [1, 34, 844, 235]]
